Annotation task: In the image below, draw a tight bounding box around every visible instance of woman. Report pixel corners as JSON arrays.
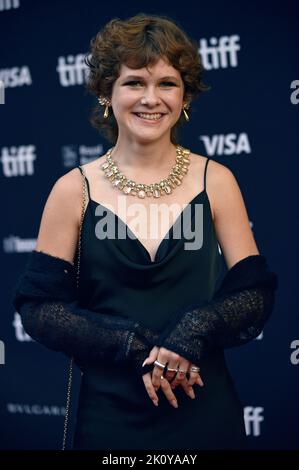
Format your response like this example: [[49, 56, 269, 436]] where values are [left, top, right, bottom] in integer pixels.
[[13, 14, 278, 450]]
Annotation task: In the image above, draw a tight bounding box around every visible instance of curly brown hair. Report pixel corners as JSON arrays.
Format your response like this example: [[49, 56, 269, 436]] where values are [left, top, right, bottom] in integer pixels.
[[85, 13, 208, 144]]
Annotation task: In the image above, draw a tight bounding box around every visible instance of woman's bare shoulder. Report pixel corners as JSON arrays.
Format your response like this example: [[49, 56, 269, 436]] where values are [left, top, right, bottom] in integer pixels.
[[78, 157, 104, 179], [190, 151, 235, 189], [35, 167, 84, 262], [189, 152, 236, 220], [41, 167, 84, 228], [53, 167, 83, 199]]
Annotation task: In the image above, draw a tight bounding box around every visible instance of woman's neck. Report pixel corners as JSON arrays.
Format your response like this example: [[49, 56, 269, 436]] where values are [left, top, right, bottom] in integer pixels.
[[111, 138, 178, 172]]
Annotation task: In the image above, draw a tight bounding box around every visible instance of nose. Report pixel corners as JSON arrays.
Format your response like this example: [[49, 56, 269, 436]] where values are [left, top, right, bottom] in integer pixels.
[[141, 86, 161, 107]]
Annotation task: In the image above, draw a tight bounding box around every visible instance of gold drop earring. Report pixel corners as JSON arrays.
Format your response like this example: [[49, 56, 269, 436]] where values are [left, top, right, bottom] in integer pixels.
[[182, 103, 190, 122], [98, 96, 110, 119]]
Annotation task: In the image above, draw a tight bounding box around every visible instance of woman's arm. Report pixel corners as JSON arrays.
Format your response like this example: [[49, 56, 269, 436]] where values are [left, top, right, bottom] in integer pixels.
[[12, 250, 158, 374], [155, 254, 278, 365], [154, 164, 278, 364], [12, 170, 157, 374], [208, 161, 260, 268]]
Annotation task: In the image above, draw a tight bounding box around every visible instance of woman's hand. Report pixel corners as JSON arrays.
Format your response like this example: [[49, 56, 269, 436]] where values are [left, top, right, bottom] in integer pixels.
[[142, 346, 204, 408]]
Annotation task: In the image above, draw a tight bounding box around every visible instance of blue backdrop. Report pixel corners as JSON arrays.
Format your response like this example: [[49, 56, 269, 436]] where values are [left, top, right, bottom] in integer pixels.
[[0, 0, 298, 450]]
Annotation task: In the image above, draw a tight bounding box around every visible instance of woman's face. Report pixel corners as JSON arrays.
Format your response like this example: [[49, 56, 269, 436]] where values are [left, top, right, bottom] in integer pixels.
[[110, 57, 185, 144]]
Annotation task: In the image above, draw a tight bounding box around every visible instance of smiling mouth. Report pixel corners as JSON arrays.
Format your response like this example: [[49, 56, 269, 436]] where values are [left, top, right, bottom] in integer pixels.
[[133, 112, 165, 121]]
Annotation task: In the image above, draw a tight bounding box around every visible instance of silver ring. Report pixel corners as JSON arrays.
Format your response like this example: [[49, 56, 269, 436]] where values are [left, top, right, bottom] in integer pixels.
[[177, 369, 187, 374], [167, 367, 178, 373], [189, 366, 200, 373], [154, 360, 166, 370]]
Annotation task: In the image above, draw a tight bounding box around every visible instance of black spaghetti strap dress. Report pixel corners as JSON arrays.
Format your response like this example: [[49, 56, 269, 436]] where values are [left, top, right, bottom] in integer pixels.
[[72, 157, 248, 450]]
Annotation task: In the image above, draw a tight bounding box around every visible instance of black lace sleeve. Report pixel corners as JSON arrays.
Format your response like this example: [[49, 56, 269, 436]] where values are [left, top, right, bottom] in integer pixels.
[[17, 300, 158, 374], [12, 251, 158, 375], [155, 255, 278, 365]]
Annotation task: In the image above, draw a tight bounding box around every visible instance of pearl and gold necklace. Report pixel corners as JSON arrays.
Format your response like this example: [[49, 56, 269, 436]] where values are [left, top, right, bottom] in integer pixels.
[[101, 145, 190, 199]]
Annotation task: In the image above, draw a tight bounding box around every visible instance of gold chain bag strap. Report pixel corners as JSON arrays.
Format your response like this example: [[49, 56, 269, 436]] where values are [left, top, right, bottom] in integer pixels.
[[62, 166, 87, 450]]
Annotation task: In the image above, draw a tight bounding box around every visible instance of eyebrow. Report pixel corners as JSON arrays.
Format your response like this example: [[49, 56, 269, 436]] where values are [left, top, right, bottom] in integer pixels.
[[122, 75, 180, 82]]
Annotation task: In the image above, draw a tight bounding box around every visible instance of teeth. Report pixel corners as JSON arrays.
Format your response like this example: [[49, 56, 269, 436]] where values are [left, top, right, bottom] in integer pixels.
[[136, 113, 163, 120]]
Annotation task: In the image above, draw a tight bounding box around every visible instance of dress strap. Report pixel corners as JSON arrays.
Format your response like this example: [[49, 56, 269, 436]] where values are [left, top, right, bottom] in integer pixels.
[[203, 157, 210, 191], [77, 165, 91, 201]]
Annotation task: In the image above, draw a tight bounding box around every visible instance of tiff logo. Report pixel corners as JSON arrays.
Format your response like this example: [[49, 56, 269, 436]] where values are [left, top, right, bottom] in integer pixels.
[[0, 340, 4, 364], [0, 145, 36, 176], [56, 54, 89, 87], [244, 407, 264, 436], [0, 0, 19, 11], [199, 35, 241, 70]]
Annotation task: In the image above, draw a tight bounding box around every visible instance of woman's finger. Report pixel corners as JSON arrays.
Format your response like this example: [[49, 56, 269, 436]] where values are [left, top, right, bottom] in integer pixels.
[[145, 369, 179, 408], [187, 364, 204, 387], [142, 346, 159, 368], [142, 372, 159, 407], [169, 357, 189, 389], [151, 349, 181, 391], [142, 346, 160, 389], [160, 376, 179, 408], [164, 359, 179, 383], [179, 376, 196, 399]]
